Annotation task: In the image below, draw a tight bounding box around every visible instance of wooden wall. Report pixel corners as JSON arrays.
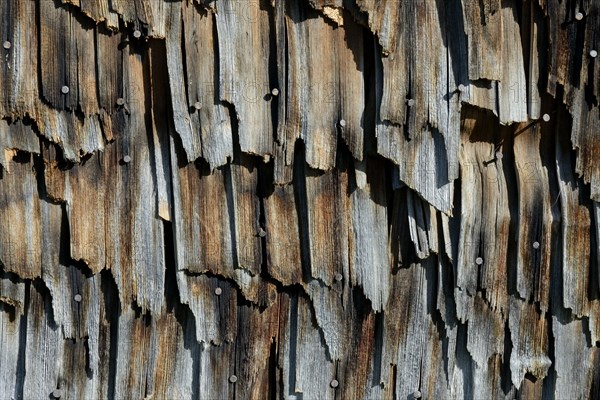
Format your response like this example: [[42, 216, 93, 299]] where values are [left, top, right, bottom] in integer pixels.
[[0, 0, 599, 398]]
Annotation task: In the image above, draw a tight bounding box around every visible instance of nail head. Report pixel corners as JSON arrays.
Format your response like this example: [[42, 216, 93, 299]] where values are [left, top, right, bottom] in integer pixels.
[[575, 12, 584, 21], [3, 41, 11, 50], [61, 86, 70, 94], [215, 287, 222, 295], [330, 379, 339, 388], [495, 151, 503, 160], [407, 99, 415, 107], [475, 257, 483, 265], [339, 119, 346, 128], [258, 228, 267, 237], [590, 50, 598, 58], [52, 389, 62, 398], [229, 375, 238, 383], [133, 30, 142, 38], [263, 154, 271, 163], [74, 294, 82, 302], [193, 101, 202, 110], [458, 84, 466, 92], [271, 88, 279, 96], [123, 155, 131, 164], [542, 113, 550, 122], [116, 98, 125, 106], [533, 241, 540, 249], [413, 390, 422, 399], [334, 273, 343, 282]]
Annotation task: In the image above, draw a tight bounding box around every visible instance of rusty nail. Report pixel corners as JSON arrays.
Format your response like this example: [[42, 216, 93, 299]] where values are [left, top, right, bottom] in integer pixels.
[[533, 241, 540, 249], [3, 41, 11, 50], [74, 294, 82, 302], [407, 99, 415, 107], [116, 98, 125, 106], [215, 287, 222, 296], [193, 101, 202, 110], [542, 113, 550, 122], [61, 86, 70, 94], [330, 379, 339, 388], [271, 88, 279, 96], [475, 257, 483, 265], [495, 151, 503, 160], [52, 389, 62, 398], [575, 12, 584, 21], [590, 50, 598, 58], [133, 30, 142, 39], [413, 390, 422, 399], [339, 119, 347, 128], [123, 155, 131, 164], [334, 273, 343, 282], [258, 228, 267, 237], [229, 375, 238, 383]]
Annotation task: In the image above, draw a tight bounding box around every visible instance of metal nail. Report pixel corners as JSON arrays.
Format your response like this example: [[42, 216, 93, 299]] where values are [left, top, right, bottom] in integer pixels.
[[413, 390, 422, 399], [193, 101, 202, 110], [330, 379, 339, 388], [61, 86, 70, 94], [133, 30, 142, 39], [215, 287, 222, 296], [271, 88, 279, 96], [590, 50, 598, 58], [475, 257, 483, 265], [229, 375, 238, 383], [495, 151, 503, 160], [116, 98, 125, 106], [74, 294, 82, 302], [258, 228, 267, 238], [542, 113, 550, 122], [339, 119, 347, 128], [123, 155, 131, 164], [3, 41, 11, 50], [407, 99, 415, 107], [263, 154, 271, 163], [575, 12, 584, 21], [52, 389, 62, 399], [334, 273, 343, 282], [458, 84, 466, 92], [533, 241, 540, 249]]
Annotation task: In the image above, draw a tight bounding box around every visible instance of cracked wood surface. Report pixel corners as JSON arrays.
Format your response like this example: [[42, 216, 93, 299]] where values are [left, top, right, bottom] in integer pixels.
[[0, 0, 600, 399]]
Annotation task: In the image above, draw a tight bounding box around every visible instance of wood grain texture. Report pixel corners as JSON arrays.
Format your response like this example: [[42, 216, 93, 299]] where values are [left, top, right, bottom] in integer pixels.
[[0, 0, 599, 398]]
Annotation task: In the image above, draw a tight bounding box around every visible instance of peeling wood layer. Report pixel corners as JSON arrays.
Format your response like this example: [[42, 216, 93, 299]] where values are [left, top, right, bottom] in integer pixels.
[[0, 0, 600, 398]]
